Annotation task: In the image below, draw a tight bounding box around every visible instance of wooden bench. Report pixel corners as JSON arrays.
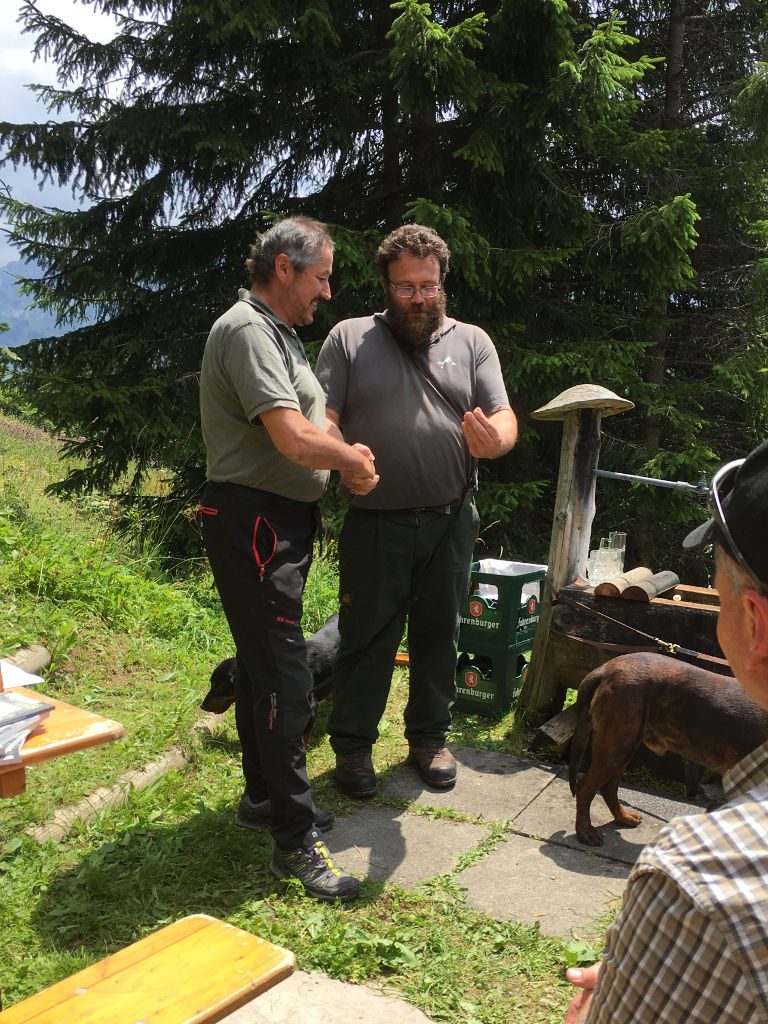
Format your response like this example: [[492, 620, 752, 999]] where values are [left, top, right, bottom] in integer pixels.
[[0, 914, 295, 1023]]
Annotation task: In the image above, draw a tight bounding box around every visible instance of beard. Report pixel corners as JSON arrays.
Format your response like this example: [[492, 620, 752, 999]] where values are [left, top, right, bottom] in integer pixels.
[[387, 290, 447, 347]]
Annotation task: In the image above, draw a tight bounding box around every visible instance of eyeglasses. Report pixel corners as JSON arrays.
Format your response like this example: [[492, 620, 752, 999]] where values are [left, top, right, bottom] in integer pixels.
[[388, 282, 442, 300], [710, 458, 763, 588]]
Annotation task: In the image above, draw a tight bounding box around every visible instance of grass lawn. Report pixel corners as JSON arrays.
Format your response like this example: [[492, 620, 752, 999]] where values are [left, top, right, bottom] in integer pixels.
[[0, 412, 599, 1023]]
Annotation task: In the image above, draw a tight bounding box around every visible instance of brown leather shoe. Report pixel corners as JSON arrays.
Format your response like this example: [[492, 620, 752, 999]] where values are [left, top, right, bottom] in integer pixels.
[[335, 749, 377, 798], [407, 742, 457, 788]]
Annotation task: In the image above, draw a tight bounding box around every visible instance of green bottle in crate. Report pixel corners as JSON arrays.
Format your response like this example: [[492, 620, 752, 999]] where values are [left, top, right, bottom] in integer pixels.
[[454, 646, 531, 718]]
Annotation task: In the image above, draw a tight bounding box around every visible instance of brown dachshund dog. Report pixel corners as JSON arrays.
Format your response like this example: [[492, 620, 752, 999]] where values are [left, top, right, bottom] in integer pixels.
[[568, 651, 768, 845]]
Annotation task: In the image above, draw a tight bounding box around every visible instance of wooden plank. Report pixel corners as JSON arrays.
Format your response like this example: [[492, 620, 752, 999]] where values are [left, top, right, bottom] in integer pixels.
[[653, 596, 720, 612], [552, 585, 721, 652], [0, 690, 125, 798], [665, 584, 719, 608], [0, 915, 295, 1024], [0, 766, 26, 798], [7, 689, 125, 767]]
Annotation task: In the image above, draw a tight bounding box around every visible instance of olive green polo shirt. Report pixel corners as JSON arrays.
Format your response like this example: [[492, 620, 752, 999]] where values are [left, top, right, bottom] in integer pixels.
[[200, 289, 329, 502]]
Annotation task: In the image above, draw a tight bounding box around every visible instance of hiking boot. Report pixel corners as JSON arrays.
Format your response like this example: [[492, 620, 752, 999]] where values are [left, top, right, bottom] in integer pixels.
[[235, 794, 334, 833], [270, 829, 361, 902], [407, 742, 457, 788], [334, 749, 377, 798]]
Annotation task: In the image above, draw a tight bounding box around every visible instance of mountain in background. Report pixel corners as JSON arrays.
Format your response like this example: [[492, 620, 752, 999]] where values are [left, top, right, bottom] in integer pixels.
[[0, 260, 72, 347]]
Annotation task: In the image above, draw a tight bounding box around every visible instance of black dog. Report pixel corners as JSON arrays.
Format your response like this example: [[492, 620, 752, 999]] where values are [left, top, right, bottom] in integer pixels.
[[201, 612, 340, 714]]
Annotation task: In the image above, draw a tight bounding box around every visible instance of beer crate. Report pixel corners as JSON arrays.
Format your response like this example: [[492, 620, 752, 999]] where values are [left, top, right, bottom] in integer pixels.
[[453, 641, 531, 719], [459, 560, 546, 646]]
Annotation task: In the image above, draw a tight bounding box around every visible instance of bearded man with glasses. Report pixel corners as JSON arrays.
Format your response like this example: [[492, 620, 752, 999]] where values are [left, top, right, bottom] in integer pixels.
[[315, 224, 518, 798], [564, 438, 768, 1024]]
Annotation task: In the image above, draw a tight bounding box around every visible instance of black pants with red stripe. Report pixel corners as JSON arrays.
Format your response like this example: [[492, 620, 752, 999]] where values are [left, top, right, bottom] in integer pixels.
[[200, 482, 319, 850]]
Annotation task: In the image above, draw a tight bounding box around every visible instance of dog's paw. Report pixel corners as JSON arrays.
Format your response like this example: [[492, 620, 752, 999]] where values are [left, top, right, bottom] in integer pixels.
[[576, 825, 604, 847], [616, 808, 642, 828]]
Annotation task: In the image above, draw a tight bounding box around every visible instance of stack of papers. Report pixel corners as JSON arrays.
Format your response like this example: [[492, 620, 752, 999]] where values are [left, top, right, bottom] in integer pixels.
[[0, 690, 52, 765]]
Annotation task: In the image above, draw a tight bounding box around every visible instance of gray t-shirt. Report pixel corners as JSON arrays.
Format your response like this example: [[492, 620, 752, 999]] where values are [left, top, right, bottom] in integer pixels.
[[315, 312, 510, 509], [200, 289, 329, 502]]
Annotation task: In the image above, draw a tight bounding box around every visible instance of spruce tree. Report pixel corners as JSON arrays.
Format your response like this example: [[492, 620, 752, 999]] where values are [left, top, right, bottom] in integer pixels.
[[1, 0, 766, 570]]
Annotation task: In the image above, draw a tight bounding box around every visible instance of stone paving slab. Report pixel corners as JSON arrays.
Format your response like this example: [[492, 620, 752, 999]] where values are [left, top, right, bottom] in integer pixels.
[[458, 831, 629, 937], [513, 772, 707, 865], [225, 747, 709, 1020], [324, 805, 488, 887], [378, 745, 560, 820], [612, 781, 706, 821], [222, 971, 435, 1024]]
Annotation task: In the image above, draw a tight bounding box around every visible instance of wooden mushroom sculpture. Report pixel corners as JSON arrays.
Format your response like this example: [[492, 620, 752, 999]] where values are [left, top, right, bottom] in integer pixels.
[[520, 384, 634, 719]]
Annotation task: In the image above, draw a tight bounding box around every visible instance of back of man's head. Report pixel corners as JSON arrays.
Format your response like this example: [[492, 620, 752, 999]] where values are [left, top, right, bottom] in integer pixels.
[[684, 440, 768, 704], [246, 217, 333, 286], [375, 224, 451, 280], [684, 438, 768, 596]]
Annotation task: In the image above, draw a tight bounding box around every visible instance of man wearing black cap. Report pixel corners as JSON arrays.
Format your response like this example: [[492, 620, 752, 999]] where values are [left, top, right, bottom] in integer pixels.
[[563, 439, 768, 1024]]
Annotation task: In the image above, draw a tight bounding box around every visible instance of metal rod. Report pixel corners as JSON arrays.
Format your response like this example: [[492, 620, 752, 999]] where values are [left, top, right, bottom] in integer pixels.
[[595, 469, 709, 494]]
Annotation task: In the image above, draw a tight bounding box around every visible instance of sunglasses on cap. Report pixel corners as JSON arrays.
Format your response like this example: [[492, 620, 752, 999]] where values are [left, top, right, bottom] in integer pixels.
[[711, 458, 764, 589]]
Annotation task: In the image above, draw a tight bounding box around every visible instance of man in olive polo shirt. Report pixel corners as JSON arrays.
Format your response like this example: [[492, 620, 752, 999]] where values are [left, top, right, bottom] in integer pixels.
[[199, 217, 378, 902]]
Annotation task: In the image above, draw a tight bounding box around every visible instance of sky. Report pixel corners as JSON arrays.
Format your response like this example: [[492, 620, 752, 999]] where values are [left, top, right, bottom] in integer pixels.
[[0, 0, 117, 267]]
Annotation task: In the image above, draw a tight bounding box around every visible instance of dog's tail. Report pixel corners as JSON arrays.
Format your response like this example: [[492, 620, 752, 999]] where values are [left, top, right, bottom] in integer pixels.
[[568, 670, 603, 795]]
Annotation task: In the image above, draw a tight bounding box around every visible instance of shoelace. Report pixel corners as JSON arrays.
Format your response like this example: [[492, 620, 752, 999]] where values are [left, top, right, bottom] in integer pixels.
[[304, 840, 342, 879], [286, 840, 342, 880]]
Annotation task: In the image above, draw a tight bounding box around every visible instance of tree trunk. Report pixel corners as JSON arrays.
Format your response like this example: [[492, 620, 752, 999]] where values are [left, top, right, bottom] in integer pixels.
[[381, 80, 402, 228], [636, 0, 687, 565]]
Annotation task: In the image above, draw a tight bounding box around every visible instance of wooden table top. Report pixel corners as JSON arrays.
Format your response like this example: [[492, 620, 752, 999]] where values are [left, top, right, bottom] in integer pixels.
[[0, 688, 125, 798]]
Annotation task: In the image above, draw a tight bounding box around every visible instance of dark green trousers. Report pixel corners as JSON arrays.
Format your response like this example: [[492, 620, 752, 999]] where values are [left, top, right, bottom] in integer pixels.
[[328, 500, 479, 754]]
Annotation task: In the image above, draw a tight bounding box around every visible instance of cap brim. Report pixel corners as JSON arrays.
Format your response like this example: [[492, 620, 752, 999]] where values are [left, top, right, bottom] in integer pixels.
[[682, 517, 717, 550]]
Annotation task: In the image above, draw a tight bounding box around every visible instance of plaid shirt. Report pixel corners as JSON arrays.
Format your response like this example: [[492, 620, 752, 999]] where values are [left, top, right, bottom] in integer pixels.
[[587, 738, 768, 1023]]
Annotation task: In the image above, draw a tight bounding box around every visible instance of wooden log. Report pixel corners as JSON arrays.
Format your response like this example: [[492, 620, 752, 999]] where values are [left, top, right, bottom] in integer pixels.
[[6, 644, 51, 675], [529, 703, 578, 752], [594, 566, 654, 598], [1, 645, 52, 690], [622, 570, 680, 602]]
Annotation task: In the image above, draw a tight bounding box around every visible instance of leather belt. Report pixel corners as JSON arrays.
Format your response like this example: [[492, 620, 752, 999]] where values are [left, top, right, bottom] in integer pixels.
[[411, 496, 467, 515], [354, 493, 473, 516]]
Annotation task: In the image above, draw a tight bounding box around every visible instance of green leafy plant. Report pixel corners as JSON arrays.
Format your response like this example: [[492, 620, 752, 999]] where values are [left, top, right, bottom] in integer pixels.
[[563, 939, 601, 968]]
